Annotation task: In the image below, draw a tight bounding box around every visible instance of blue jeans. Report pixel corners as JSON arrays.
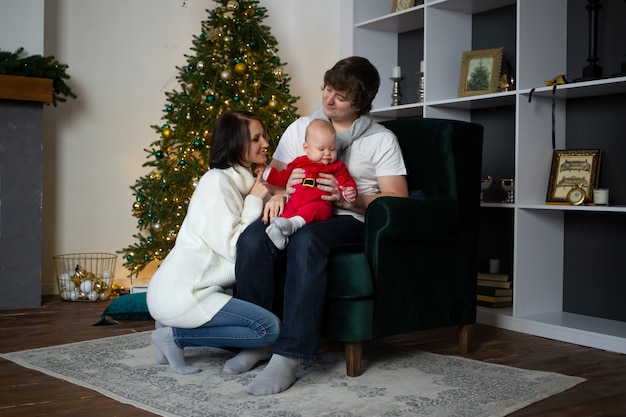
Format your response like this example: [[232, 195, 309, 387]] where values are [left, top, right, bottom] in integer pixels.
[[235, 215, 364, 361], [172, 298, 280, 349]]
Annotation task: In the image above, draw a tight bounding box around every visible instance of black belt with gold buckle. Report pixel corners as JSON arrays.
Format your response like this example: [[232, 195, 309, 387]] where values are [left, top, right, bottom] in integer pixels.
[[302, 178, 317, 187]]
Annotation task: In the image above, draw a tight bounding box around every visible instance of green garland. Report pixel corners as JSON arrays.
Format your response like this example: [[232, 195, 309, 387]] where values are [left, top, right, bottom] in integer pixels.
[[0, 47, 76, 106]]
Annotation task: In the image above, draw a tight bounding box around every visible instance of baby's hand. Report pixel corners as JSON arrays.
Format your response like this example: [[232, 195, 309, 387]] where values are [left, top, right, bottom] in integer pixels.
[[340, 186, 357, 203]]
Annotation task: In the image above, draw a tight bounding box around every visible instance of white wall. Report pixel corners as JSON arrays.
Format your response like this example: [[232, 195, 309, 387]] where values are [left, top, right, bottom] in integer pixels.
[[37, 0, 340, 293], [0, 0, 44, 54]]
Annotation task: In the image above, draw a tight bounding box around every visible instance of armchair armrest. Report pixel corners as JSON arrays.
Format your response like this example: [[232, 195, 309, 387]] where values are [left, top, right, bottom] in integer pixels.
[[364, 196, 461, 270], [364, 196, 460, 244]]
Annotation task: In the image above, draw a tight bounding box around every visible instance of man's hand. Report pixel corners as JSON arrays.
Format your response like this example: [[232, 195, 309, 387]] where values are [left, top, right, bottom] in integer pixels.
[[286, 168, 305, 196], [316, 172, 341, 202]]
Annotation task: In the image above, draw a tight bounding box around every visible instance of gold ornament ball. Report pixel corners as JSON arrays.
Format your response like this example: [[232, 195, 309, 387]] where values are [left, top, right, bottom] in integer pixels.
[[234, 62, 247, 74], [268, 99, 278, 110], [252, 80, 261, 89], [162, 127, 172, 139]]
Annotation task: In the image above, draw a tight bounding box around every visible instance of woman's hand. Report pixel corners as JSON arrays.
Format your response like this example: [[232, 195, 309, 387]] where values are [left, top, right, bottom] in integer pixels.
[[262, 194, 286, 223], [249, 171, 270, 200]]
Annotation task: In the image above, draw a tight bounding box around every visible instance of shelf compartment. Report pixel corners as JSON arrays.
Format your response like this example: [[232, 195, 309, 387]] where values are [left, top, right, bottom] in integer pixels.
[[428, 0, 516, 15], [521, 77, 626, 100], [371, 103, 424, 120], [355, 6, 424, 33]]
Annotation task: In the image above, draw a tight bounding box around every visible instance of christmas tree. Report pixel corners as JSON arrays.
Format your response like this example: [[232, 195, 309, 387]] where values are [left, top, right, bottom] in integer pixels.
[[467, 59, 491, 91], [119, 0, 299, 278]]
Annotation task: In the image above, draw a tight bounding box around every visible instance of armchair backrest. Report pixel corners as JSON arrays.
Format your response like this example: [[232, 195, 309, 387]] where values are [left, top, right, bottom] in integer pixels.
[[380, 117, 483, 201]]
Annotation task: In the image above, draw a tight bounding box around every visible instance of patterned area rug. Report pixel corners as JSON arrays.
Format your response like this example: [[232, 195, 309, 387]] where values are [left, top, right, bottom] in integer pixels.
[[1, 331, 583, 417]]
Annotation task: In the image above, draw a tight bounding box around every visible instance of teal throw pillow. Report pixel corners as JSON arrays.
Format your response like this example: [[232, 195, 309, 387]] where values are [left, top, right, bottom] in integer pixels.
[[93, 292, 153, 325]]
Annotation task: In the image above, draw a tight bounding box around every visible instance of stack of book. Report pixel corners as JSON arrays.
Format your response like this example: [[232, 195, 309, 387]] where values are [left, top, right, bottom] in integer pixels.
[[477, 272, 512, 308]]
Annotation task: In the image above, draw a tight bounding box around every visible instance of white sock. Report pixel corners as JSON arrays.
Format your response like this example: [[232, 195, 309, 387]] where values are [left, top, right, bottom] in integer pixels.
[[246, 354, 298, 396], [222, 345, 273, 375], [150, 327, 200, 375]]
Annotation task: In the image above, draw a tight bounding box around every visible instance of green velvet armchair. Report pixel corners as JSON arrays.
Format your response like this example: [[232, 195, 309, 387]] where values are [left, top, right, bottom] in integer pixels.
[[323, 117, 484, 377]]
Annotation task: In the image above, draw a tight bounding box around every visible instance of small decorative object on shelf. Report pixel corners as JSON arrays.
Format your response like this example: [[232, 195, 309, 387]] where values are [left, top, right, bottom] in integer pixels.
[[501, 178, 515, 203], [390, 66, 402, 106], [497, 74, 514, 92], [593, 188, 609, 205], [545, 74, 568, 86], [497, 60, 515, 92], [481, 175, 493, 202], [566, 183, 587, 206], [580, 0, 603, 80], [417, 60, 425, 102], [546, 149, 601, 205], [390, 0, 415, 13], [458, 47, 504, 97]]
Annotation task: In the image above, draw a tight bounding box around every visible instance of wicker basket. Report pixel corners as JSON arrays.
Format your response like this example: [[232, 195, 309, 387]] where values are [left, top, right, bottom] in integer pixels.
[[53, 253, 117, 302]]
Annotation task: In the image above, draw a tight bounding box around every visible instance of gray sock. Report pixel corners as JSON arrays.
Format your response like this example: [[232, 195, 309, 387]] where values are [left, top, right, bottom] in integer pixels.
[[223, 345, 273, 375], [273, 216, 304, 236], [154, 322, 167, 364], [265, 222, 289, 249], [246, 354, 298, 396], [151, 327, 200, 375]]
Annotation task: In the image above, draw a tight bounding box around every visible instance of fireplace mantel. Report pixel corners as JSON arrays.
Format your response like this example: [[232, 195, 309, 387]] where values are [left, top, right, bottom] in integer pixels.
[[0, 74, 53, 103]]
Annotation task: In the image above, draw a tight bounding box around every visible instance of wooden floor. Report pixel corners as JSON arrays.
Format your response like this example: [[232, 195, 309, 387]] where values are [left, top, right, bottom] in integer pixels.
[[1, 297, 625, 416]]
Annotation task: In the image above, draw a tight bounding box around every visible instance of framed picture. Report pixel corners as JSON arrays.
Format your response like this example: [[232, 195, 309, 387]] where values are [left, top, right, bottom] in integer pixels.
[[546, 149, 602, 204], [391, 0, 416, 13], [457, 47, 504, 97]]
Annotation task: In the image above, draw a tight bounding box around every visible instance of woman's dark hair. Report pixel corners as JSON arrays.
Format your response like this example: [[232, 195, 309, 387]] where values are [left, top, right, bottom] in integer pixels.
[[323, 56, 380, 116], [208, 111, 265, 169]]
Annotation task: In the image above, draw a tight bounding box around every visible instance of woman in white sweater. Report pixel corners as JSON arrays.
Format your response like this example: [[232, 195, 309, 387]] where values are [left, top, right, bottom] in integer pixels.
[[148, 111, 280, 375]]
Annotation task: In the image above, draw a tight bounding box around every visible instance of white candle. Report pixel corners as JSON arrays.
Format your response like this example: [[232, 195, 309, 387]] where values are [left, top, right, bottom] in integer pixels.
[[392, 66, 401, 78], [593, 188, 609, 205]]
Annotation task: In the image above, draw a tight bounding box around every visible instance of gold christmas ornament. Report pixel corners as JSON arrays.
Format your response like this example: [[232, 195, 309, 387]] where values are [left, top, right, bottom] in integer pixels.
[[234, 62, 247, 74], [268, 95, 278, 109], [162, 127, 173, 139]]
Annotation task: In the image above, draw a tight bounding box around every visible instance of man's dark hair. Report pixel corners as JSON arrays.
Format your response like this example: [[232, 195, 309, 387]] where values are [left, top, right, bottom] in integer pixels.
[[323, 56, 380, 116]]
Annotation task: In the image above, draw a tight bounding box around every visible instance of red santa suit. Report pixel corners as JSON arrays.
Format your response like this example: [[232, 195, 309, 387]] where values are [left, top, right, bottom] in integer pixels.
[[265, 155, 357, 224]]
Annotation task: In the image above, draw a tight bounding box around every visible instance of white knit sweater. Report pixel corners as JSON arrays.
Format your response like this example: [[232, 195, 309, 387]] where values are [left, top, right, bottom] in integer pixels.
[[147, 165, 264, 328]]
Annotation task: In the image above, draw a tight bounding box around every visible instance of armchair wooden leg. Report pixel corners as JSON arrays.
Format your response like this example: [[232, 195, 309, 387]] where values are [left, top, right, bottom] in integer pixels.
[[459, 323, 473, 355], [345, 342, 362, 377]]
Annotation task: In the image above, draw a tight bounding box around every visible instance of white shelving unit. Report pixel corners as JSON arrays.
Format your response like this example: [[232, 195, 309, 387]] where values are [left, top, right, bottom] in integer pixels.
[[340, 0, 626, 354]]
